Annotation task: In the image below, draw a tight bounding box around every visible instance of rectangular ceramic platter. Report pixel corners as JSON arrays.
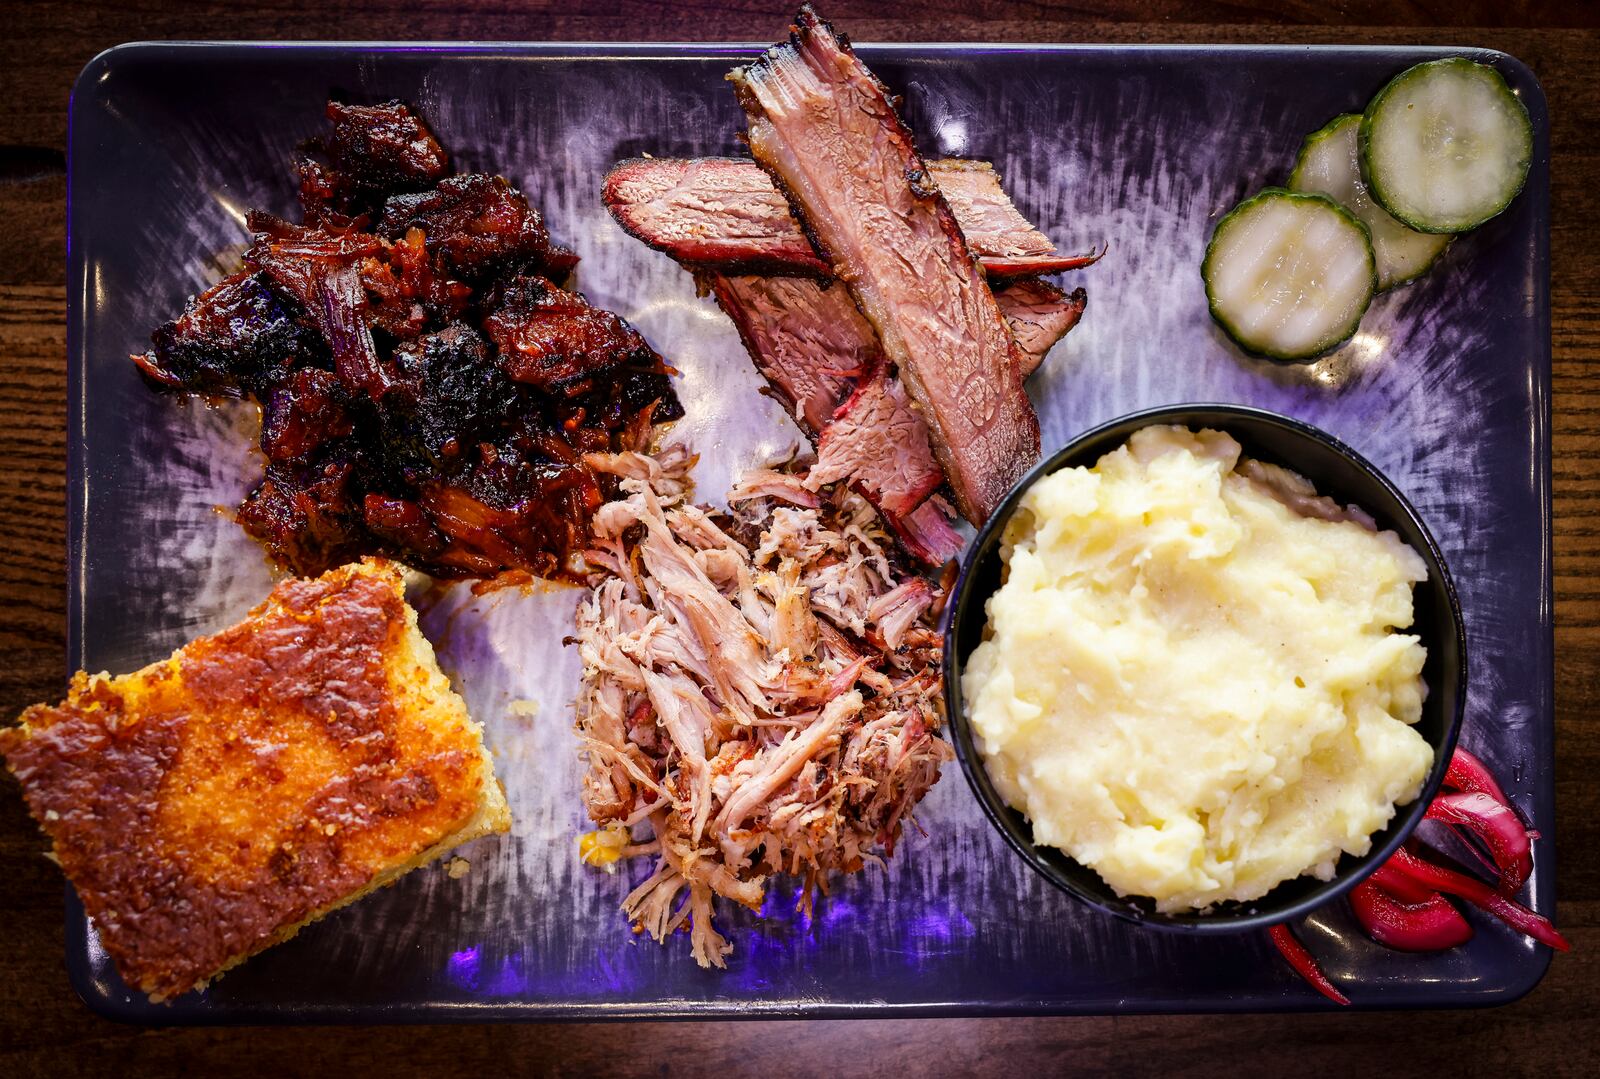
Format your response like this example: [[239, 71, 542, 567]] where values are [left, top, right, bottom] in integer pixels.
[[65, 41, 1552, 1020]]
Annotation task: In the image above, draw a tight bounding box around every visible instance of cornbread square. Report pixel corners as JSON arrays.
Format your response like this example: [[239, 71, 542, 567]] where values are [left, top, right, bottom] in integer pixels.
[[0, 558, 510, 1001]]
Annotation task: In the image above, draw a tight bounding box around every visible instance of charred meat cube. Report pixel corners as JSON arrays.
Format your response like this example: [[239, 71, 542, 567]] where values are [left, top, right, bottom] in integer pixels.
[[608, 366, 685, 427], [133, 272, 323, 398], [379, 323, 506, 475], [420, 443, 603, 581], [249, 247, 388, 399], [326, 101, 449, 190], [421, 482, 551, 579], [361, 493, 448, 560], [379, 174, 575, 283], [260, 369, 355, 463], [359, 228, 473, 339], [132, 97, 679, 582], [245, 220, 391, 398], [297, 100, 449, 221], [483, 276, 663, 389], [235, 454, 368, 576]]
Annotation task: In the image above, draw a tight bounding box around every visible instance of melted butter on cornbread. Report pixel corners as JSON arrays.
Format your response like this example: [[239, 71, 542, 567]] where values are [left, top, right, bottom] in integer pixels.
[[0, 559, 510, 1001]]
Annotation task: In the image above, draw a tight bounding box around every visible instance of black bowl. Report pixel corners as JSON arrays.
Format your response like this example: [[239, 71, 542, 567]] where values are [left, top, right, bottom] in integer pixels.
[[942, 404, 1467, 934]]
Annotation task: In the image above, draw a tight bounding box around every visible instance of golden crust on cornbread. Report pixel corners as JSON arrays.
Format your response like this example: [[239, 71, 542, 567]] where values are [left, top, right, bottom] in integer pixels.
[[0, 558, 510, 1001]]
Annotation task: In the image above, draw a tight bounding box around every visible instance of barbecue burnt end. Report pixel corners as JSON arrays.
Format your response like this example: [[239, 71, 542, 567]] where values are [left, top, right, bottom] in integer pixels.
[[483, 275, 663, 390], [296, 100, 450, 223], [133, 271, 326, 399], [379, 322, 506, 476], [236, 451, 369, 575], [133, 99, 682, 581], [379, 174, 577, 284]]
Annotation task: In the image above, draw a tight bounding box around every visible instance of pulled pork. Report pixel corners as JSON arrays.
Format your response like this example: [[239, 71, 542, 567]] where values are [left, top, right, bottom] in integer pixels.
[[574, 445, 950, 967]]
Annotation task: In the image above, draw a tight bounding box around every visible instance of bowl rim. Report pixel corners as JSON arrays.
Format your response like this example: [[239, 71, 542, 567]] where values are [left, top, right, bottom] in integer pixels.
[[940, 402, 1468, 934]]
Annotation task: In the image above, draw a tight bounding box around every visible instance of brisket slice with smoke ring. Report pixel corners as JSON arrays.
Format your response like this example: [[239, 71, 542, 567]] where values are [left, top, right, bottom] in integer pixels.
[[705, 274, 1081, 562], [706, 274, 865, 438], [995, 279, 1087, 371], [730, 7, 1041, 523], [808, 370, 945, 519], [705, 274, 945, 556], [708, 274, 1081, 439], [603, 155, 1100, 279]]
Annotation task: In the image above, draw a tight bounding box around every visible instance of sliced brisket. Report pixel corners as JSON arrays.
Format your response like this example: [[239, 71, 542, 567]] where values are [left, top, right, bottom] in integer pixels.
[[603, 155, 1099, 279], [707, 273, 1077, 435], [730, 7, 1040, 522], [706, 274, 865, 436], [706, 271, 1081, 562], [808, 369, 944, 519], [707, 274, 946, 553], [996, 279, 1087, 379], [295, 100, 450, 224]]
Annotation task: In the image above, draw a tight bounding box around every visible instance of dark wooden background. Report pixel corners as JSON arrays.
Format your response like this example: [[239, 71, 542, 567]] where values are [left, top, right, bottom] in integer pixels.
[[3, 3, 1596, 1075]]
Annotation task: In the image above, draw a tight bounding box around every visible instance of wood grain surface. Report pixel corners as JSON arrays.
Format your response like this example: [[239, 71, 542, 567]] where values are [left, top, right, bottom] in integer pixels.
[[2, 2, 1596, 1076]]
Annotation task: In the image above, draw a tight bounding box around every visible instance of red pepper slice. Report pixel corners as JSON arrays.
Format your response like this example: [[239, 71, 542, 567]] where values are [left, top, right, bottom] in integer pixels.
[[1425, 791, 1533, 895], [1268, 924, 1350, 1005], [1444, 746, 1511, 804], [1386, 846, 1569, 952], [1368, 859, 1440, 905], [1350, 879, 1474, 952]]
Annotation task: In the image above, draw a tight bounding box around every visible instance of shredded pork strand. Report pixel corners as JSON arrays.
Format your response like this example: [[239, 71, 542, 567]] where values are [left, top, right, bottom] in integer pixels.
[[574, 444, 951, 967]]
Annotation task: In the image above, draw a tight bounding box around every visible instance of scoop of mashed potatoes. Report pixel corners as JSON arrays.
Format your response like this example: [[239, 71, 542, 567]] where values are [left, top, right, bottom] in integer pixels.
[[962, 425, 1432, 912]]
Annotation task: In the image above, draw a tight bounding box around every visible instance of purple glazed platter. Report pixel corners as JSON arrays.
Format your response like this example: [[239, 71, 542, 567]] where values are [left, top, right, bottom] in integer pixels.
[[65, 40, 1551, 1021]]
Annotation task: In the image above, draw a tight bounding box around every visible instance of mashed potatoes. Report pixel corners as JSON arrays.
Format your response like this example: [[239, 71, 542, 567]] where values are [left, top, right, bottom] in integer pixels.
[[962, 425, 1432, 912]]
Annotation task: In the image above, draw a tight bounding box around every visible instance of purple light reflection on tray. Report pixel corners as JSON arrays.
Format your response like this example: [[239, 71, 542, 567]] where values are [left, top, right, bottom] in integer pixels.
[[447, 947, 481, 992]]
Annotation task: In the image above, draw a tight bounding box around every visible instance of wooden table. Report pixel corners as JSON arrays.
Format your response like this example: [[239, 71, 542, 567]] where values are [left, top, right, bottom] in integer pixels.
[[2, 2, 1596, 1074]]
